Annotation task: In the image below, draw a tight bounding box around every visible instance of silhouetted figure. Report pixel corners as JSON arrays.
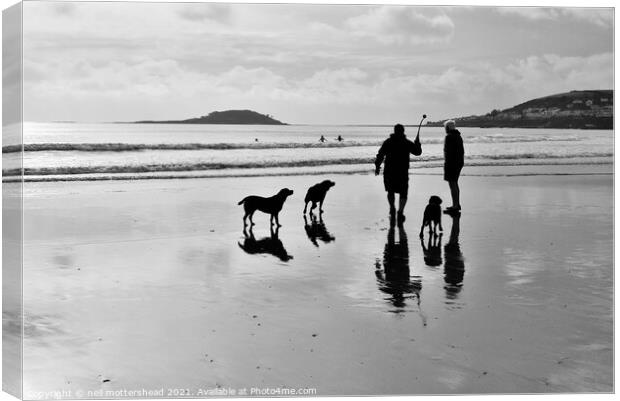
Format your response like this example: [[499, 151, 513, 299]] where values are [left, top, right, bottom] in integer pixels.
[[319, 135, 326, 143], [238, 225, 293, 262], [443, 120, 464, 213], [444, 214, 465, 299], [419, 195, 443, 237], [303, 180, 335, 215], [255, 138, 259, 142], [303, 214, 335, 247], [337, 135, 343, 142], [421, 233, 443, 267], [375, 221, 424, 319], [375, 124, 421, 224]]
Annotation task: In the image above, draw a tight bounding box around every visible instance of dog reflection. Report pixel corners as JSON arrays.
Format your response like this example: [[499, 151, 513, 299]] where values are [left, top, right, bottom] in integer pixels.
[[303, 214, 335, 247], [238, 226, 293, 262], [444, 214, 465, 298], [375, 221, 422, 311], [420, 233, 443, 267]]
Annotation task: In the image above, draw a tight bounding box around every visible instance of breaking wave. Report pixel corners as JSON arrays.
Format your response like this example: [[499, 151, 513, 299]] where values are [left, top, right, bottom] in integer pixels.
[[2, 135, 583, 153], [2, 152, 612, 178]]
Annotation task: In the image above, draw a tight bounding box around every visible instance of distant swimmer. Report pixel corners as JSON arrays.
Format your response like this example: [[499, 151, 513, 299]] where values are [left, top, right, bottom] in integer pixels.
[[337, 135, 343, 142], [255, 138, 259, 142], [319, 135, 326, 143]]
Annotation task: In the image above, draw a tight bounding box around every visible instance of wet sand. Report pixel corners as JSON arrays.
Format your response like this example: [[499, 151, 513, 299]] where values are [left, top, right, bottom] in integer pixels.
[[17, 166, 613, 396]]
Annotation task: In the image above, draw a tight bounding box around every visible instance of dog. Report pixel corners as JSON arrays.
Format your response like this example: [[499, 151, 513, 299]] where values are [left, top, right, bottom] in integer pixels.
[[419, 195, 443, 237], [238, 188, 294, 227], [303, 180, 335, 214]]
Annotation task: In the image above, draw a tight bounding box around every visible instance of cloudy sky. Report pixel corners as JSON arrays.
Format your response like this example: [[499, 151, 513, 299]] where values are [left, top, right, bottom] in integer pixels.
[[22, 1, 613, 124]]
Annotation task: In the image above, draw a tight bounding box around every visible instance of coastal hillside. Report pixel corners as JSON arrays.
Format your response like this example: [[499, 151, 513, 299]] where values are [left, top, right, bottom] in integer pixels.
[[427, 90, 613, 129], [136, 110, 286, 125]]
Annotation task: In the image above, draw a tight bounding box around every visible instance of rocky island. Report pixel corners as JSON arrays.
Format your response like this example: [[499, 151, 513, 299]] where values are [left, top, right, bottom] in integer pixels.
[[427, 90, 613, 129], [136, 110, 286, 125]]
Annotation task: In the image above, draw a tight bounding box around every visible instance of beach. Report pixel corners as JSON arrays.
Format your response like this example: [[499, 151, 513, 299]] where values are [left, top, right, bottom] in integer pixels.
[[17, 165, 613, 396]]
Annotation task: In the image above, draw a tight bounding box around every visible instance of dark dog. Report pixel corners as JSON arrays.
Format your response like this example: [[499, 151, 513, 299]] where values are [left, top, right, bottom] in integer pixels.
[[238, 188, 294, 227], [419, 195, 443, 237], [303, 180, 335, 214]]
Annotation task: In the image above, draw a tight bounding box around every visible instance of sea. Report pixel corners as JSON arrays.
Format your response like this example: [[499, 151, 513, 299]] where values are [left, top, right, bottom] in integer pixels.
[[2, 122, 613, 181]]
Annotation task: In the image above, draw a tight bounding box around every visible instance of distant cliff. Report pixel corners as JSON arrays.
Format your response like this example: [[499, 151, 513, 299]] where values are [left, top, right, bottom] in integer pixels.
[[427, 90, 613, 129], [136, 110, 286, 125]]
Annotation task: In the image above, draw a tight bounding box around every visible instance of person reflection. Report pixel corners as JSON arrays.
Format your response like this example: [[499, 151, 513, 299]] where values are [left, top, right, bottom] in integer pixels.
[[238, 225, 293, 262], [375, 219, 422, 312], [303, 214, 335, 247], [444, 214, 465, 299], [420, 233, 443, 267]]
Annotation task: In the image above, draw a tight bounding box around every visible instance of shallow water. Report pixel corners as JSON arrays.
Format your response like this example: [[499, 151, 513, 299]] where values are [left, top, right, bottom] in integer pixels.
[[4, 123, 612, 179], [16, 171, 613, 396]]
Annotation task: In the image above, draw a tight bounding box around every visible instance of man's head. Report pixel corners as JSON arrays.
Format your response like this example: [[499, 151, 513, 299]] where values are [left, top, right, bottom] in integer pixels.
[[394, 124, 405, 136], [444, 120, 456, 132]]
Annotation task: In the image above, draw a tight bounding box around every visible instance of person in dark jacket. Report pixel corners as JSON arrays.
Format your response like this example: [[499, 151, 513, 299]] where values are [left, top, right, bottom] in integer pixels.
[[375, 124, 420, 223], [443, 120, 464, 212]]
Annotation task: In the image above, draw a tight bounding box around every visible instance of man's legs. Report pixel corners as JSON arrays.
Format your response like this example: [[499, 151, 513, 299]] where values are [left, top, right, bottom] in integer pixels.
[[448, 180, 460, 209], [387, 192, 396, 214], [398, 193, 407, 216]]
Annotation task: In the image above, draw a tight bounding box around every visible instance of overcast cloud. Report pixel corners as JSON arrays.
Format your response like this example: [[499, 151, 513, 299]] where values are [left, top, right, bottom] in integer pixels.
[[22, 2, 613, 124]]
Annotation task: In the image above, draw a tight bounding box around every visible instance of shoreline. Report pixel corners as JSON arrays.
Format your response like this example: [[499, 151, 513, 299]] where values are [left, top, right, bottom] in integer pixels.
[[4, 161, 613, 183]]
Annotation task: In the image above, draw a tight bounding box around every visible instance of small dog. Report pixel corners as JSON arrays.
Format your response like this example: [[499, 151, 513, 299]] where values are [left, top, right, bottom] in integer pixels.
[[238, 188, 294, 227], [419, 195, 443, 237], [303, 180, 335, 214]]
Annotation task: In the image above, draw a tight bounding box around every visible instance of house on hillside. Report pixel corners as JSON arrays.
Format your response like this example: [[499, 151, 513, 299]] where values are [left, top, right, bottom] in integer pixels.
[[523, 107, 547, 118]]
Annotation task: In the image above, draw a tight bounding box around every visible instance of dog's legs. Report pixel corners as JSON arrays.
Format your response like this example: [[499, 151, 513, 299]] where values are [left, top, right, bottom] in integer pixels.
[[275, 213, 281, 227], [310, 201, 317, 214], [249, 212, 255, 226], [438, 219, 443, 232], [419, 220, 426, 237], [243, 212, 248, 226], [319, 200, 324, 213], [303, 201, 308, 214]]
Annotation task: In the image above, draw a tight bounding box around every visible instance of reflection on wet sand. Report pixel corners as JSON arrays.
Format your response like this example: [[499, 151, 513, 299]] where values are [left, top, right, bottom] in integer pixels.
[[375, 220, 425, 321], [420, 233, 443, 267], [303, 214, 335, 247], [238, 226, 293, 262], [444, 214, 465, 300]]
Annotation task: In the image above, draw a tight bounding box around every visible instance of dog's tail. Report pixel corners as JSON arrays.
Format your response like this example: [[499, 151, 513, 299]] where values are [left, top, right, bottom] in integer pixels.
[[238, 197, 249, 205]]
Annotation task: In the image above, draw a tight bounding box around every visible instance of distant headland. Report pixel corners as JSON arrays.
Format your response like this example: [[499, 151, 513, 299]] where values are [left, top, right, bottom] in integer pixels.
[[135, 110, 286, 125], [427, 90, 613, 129]]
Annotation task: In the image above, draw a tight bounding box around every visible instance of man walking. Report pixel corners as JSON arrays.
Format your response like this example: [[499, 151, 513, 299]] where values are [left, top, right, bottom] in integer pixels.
[[375, 124, 420, 224]]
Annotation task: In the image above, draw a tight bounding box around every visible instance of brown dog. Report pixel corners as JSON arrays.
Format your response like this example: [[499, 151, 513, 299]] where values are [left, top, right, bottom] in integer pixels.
[[303, 180, 335, 214], [238, 188, 294, 227], [419, 195, 443, 237]]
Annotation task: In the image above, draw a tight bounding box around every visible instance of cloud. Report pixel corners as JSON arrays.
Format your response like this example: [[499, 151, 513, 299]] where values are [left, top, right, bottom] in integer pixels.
[[50, 2, 76, 16], [177, 3, 232, 24], [345, 6, 455, 44], [497, 7, 613, 28]]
